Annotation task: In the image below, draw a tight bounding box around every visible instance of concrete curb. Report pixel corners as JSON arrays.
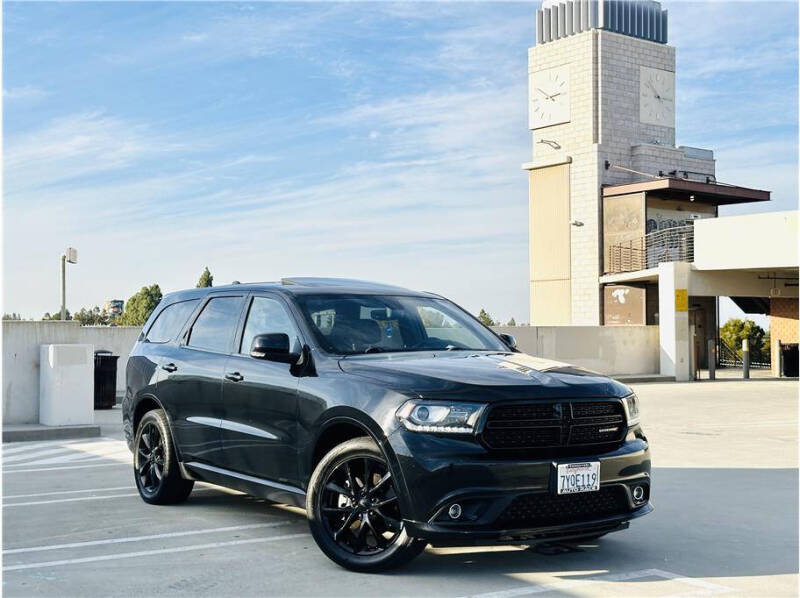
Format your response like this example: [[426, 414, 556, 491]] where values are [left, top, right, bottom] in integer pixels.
[[615, 374, 677, 383], [3, 424, 102, 443]]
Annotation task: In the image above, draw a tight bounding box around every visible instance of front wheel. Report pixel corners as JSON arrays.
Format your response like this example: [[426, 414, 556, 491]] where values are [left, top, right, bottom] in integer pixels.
[[306, 437, 426, 572], [134, 409, 194, 505]]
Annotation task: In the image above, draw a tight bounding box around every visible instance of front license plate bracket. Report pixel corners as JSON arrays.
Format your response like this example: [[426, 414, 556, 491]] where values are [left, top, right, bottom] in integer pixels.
[[555, 461, 600, 495]]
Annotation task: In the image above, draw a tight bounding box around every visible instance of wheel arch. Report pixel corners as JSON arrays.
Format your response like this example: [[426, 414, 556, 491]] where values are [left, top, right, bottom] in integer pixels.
[[306, 409, 412, 518], [131, 394, 184, 462]]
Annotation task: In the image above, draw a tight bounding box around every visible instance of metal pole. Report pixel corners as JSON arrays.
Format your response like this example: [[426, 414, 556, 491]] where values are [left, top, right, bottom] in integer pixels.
[[60, 254, 66, 320], [742, 338, 750, 379], [708, 339, 716, 380]]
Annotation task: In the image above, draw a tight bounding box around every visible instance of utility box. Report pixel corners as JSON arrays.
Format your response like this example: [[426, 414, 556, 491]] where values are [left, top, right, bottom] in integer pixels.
[[39, 344, 94, 426]]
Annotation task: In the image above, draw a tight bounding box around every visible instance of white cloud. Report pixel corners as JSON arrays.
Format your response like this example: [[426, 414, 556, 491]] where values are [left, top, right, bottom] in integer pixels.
[[3, 85, 48, 101], [4, 112, 186, 196]]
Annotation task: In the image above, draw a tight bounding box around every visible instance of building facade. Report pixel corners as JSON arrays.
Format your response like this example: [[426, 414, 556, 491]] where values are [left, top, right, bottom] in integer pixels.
[[525, 0, 798, 380], [527, 0, 717, 326]]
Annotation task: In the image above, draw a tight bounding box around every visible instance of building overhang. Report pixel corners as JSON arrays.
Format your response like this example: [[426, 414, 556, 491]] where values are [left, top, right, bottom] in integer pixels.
[[602, 178, 770, 206]]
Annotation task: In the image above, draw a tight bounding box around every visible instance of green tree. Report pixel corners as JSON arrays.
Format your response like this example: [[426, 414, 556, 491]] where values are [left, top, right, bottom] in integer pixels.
[[43, 309, 71, 321], [477, 308, 496, 327], [118, 284, 163, 326], [74, 306, 111, 326], [196, 267, 213, 288], [506, 317, 517, 327], [720, 318, 769, 361], [3, 313, 21, 320]]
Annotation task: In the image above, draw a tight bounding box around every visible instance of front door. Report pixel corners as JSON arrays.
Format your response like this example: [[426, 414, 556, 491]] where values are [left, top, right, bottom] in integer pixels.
[[158, 294, 245, 465], [220, 294, 302, 485]]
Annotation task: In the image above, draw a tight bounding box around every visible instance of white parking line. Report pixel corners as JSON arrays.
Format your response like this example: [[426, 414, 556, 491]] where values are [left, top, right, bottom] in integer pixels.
[[3, 462, 128, 474], [5, 485, 134, 499], [1, 439, 94, 455], [459, 568, 733, 598], [3, 532, 310, 571], [4, 521, 294, 555], [4, 486, 220, 507], [3, 443, 123, 464]]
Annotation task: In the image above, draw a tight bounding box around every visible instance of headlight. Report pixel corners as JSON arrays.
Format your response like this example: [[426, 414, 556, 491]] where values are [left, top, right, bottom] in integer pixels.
[[396, 400, 486, 434], [623, 393, 640, 426]]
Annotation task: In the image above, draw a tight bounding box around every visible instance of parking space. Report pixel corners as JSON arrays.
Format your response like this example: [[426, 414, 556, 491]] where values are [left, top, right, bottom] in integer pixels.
[[3, 380, 798, 597]]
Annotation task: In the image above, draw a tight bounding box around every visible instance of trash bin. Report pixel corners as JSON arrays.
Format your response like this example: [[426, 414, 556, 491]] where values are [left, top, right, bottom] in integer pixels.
[[94, 350, 119, 409], [781, 344, 799, 378]]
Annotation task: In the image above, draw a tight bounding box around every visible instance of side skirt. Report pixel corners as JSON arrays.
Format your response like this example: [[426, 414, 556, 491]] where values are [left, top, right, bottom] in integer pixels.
[[180, 461, 307, 509]]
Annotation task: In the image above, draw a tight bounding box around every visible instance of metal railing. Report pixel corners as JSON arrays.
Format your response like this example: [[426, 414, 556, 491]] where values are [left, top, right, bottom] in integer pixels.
[[718, 338, 771, 369], [607, 225, 695, 274]]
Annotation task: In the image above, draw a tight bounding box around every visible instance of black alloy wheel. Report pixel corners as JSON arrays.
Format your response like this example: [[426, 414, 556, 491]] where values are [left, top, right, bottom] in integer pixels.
[[320, 455, 401, 555], [136, 421, 165, 497], [133, 409, 194, 505], [307, 438, 426, 572]]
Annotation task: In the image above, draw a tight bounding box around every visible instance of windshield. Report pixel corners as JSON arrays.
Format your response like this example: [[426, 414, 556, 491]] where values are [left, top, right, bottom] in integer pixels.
[[295, 294, 508, 355]]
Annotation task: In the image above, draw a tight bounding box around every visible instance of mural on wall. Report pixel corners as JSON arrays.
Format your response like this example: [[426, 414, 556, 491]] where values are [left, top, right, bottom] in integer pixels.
[[604, 285, 646, 326], [645, 206, 714, 233]]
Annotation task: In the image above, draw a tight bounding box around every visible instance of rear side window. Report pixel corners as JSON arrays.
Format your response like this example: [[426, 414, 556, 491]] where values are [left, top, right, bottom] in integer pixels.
[[188, 296, 244, 353], [145, 300, 199, 344]]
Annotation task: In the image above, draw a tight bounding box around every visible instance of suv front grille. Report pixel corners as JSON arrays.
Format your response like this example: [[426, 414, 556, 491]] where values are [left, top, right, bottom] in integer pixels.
[[481, 400, 626, 453], [495, 486, 630, 528]]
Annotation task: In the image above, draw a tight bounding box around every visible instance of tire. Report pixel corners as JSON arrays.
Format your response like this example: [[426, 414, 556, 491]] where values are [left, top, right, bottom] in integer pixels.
[[307, 437, 426, 572], [134, 409, 194, 505]]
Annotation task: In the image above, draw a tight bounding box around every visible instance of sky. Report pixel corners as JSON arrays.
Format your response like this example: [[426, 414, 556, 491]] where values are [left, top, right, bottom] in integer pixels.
[[3, 1, 798, 325]]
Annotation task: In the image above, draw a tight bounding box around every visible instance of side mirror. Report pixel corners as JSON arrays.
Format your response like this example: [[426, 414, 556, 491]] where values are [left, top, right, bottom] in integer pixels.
[[498, 333, 517, 350], [250, 333, 299, 364]]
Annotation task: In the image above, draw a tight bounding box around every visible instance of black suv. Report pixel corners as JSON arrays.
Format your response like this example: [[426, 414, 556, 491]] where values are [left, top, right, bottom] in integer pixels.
[[124, 278, 651, 571]]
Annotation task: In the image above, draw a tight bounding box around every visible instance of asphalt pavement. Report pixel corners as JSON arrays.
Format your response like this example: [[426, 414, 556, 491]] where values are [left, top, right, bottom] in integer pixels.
[[3, 379, 797, 597]]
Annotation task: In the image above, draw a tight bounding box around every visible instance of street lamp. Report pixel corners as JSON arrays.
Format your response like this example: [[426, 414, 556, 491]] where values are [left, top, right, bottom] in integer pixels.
[[61, 247, 78, 320]]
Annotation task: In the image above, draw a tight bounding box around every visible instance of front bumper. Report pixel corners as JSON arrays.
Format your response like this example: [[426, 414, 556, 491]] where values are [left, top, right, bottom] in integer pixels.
[[386, 427, 652, 546]]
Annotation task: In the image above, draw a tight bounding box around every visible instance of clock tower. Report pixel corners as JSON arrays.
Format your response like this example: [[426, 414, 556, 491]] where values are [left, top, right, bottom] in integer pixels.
[[526, 0, 715, 325]]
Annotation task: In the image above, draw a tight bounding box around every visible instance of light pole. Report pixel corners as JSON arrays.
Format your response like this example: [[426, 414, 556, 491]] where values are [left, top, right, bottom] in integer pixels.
[[60, 247, 78, 320]]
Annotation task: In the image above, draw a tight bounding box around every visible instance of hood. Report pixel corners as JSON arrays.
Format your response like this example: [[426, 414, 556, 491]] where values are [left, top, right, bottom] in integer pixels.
[[338, 351, 630, 401]]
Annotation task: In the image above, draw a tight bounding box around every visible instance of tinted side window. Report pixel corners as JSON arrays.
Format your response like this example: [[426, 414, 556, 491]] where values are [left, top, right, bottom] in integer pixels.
[[240, 297, 300, 354], [188, 297, 244, 353], [145, 300, 199, 344]]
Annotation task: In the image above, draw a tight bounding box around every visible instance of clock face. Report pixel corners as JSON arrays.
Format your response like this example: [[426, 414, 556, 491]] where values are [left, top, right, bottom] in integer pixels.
[[639, 66, 675, 127], [530, 65, 570, 130]]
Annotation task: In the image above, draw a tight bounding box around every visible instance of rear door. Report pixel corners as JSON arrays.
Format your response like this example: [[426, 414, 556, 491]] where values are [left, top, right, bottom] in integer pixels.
[[157, 294, 245, 465], [219, 293, 303, 484]]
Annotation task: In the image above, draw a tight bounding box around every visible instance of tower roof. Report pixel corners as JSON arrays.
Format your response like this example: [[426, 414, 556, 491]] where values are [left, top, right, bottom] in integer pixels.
[[537, 0, 668, 45]]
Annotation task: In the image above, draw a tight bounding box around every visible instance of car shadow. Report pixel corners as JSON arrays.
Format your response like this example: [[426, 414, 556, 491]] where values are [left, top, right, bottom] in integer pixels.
[[398, 466, 798, 584]]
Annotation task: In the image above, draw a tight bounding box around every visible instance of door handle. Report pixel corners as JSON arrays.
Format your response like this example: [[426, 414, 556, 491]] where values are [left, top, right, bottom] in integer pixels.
[[225, 372, 244, 382], [161, 363, 178, 373]]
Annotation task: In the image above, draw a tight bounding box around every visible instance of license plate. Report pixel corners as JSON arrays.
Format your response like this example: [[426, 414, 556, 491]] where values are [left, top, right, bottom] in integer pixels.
[[557, 462, 600, 494]]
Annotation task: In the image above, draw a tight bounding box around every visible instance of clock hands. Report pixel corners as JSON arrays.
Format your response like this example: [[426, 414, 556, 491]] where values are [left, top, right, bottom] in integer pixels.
[[646, 80, 662, 101], [536, 88, 562, 102]]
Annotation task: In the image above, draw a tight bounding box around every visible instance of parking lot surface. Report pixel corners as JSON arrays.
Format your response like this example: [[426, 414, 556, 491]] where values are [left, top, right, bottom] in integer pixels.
[[3, 379, 798, 597]]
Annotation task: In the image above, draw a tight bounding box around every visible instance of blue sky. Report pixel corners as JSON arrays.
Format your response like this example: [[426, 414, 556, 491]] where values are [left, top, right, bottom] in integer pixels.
[[3, 1, 797, 324]]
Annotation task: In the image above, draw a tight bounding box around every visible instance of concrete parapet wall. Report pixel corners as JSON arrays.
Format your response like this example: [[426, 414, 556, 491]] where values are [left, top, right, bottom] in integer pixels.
[[3, 321, 141, 424], [4, 321, 658, 424], [492, 324, 659, 376]]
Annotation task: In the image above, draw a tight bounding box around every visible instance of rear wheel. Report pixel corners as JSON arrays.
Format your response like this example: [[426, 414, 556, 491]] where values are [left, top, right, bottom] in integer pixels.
[[134, 409, 193, 504], [307, 437, 426, 572]]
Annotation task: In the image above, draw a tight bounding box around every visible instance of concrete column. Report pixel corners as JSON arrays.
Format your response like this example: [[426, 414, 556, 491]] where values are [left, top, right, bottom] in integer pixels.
[[658, 261, 692, 381]]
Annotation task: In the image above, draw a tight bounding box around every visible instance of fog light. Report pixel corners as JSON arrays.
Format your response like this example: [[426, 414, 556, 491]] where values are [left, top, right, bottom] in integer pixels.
[[448, 503, 462, 519], [632, 486, 645, 503]]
